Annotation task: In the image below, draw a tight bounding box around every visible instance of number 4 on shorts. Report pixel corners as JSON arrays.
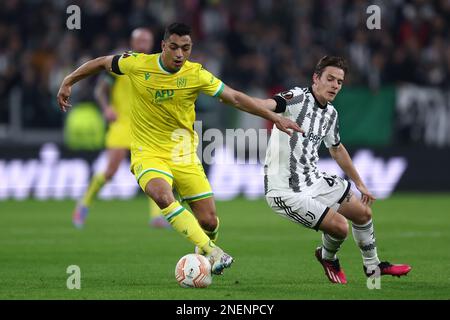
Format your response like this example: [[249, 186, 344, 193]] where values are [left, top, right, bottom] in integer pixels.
[[323, 176, 335, 187]]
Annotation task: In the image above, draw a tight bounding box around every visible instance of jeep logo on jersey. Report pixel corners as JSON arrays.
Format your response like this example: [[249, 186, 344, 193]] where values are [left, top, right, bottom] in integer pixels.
[[307, 131, 322, 144], [281, 91, 294, 99], [155, 89, 174, 101], [177, 77, 187, 88]]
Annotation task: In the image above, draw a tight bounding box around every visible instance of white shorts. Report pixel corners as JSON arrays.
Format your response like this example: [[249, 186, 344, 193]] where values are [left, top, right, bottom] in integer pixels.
[[266, 174, 351, 231]]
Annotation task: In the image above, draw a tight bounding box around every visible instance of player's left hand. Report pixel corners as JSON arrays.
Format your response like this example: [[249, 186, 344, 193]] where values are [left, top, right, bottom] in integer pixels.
[[356, 183, 376, 206], [274, 116, 304, 136]]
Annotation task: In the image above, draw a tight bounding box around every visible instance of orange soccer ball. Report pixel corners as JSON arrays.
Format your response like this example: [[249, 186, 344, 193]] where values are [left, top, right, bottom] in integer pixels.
[[175, 253, 212, 288]]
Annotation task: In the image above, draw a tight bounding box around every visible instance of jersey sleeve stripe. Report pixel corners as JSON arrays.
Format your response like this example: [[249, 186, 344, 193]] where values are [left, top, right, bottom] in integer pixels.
[[213, 82, 225, 97]]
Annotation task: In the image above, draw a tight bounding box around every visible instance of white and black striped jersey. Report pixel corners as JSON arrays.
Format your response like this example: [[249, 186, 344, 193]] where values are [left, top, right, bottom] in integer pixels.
[[264, 87, 341, 196]]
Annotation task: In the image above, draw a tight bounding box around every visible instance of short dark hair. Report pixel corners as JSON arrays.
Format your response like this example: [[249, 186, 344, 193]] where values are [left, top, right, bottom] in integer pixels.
[[314, 56, 348, 77], [164, 23, 191, 40]]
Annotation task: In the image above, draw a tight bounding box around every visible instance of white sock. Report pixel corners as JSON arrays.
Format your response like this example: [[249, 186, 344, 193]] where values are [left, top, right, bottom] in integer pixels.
[[321, 233, 345, 261], [352, 219, 380, 266]]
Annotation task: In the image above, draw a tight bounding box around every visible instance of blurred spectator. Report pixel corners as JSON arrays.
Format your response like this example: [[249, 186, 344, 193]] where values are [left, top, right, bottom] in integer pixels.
[[0, 0, 449, 130]]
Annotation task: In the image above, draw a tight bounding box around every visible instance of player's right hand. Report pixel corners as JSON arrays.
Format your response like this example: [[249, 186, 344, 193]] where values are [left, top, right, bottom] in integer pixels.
[[103, 106, 118, 122], [274, 115, 304, 136], [57, 84, 72, 112]]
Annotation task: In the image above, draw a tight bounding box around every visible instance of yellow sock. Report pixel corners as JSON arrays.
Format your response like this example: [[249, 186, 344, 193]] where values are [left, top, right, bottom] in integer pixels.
[[148, 198, 162, 219], [203, 216, 220, 242], [81, 173, 106, 206], [161, 201, 216, 254]]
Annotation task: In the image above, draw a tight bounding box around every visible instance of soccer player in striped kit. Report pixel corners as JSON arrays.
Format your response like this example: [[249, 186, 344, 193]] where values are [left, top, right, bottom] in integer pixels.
[[260, 56, 411, 284]]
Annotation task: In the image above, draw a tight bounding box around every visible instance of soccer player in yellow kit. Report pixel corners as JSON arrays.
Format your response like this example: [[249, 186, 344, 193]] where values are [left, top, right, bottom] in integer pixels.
[[57, 23, 302, 275], [72, 28, 169, 229]]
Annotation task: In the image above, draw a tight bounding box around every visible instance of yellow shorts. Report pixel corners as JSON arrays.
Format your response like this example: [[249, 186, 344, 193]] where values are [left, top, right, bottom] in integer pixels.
[[105, 121, 132, 149], [131, 150, 213, 203]]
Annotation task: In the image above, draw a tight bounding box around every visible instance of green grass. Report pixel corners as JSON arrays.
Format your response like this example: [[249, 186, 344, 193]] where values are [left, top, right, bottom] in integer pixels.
[[0, 193, 449, 299]]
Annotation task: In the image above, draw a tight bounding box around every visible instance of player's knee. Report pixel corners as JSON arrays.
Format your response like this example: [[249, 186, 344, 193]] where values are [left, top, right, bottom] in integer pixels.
[[197, 213, 218, 231], [354, 206, 372, 225], [333, 219, 349, 240], [145, 181, 175, 209], [337, 222, 349, 239], [151, 193, 175, 209]]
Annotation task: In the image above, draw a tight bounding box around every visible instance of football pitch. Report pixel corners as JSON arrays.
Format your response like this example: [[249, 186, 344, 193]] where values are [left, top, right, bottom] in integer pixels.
[[0, 193, 449, 300]]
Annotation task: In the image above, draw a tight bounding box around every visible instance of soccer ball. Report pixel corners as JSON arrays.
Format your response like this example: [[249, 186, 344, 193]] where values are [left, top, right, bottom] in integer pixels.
[[175, 253, 212, 288]]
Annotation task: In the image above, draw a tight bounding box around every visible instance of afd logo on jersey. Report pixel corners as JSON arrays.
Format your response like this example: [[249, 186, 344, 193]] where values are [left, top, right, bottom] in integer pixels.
[[155, 89, 174, 102]]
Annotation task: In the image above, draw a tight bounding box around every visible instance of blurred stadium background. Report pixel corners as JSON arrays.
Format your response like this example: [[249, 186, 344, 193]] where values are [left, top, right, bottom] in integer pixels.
[[0, 0, 449, 300]]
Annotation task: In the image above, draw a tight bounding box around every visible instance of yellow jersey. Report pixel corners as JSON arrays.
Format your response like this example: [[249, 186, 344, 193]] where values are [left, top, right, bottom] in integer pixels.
[[111, 52, 224, 159]]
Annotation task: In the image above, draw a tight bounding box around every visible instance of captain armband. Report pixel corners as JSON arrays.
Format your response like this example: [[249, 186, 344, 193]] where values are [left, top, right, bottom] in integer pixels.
[[272, 95, 287, 113], [111, 55, 123, 75]]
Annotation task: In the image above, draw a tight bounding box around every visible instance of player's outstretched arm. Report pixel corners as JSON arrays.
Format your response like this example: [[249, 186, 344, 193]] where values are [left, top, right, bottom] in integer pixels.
[[329, 143, 376, 205], [219, 85, 303, 136], [57, 55, 114, 112]]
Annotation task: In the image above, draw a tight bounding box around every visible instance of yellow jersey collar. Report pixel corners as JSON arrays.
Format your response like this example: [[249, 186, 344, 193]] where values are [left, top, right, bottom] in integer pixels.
[[158, 53, 179, 74]]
